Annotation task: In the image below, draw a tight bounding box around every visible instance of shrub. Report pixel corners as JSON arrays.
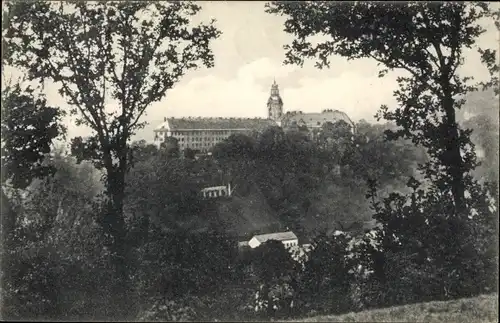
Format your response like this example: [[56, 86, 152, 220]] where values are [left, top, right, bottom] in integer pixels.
[[137, 297, 197, 322]]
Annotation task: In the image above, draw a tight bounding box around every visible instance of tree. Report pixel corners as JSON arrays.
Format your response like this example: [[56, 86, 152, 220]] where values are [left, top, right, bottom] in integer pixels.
[[317, 120, 352, 158], [463, 111, 499, 186], [265, 1, 498, 215], [160, 136, 180, 158], [267, 1, 499, 304], [1, 84, 66, 190], [1, 83, 66, 317], [3, 0, 221, 287], [251, 240, 297, 318], [212, 134, 257, 194], [130, 139, 159, 164], [213, 133, 256, 161], [184, 147, 196, 160], [298, 232, 353, 314]]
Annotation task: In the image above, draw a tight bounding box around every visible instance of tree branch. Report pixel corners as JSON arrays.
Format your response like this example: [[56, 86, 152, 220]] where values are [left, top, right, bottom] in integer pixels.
[[127, 34, 163, 124], [58, 16, 105, 132], [44, 57, 97, 130]]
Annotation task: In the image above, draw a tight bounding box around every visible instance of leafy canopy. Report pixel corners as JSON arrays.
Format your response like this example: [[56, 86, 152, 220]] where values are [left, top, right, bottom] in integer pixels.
[[3, 1, 221, 170], [266, 1, 499, 212], [1, 84, 66, 189]]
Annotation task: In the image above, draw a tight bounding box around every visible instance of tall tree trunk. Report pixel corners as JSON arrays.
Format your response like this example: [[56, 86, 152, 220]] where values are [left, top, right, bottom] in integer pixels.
[[442, 89, 466, 214], [103, 168, 131, 317], [1, 188, 16, 251], [1, 188, 17, 318], [106, 170, 127, 269]]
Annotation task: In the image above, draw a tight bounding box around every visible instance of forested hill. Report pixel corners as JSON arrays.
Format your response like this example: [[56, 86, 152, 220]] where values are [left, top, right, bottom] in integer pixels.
[[53, 113, 494, 240], [123, 120, 426, 239], [213, 182, 282, 240]]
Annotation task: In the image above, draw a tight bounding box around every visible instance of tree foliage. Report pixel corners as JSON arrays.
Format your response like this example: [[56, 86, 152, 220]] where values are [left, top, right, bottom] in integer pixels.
[[0, 152, 111, 321], [1, 84, 66, 307], [160, 136, 180, 158], [251, 240, 297, 319], [298, 232, 353, 314], [1, 84, 66, 189], [265, 1, 499, 214], [3, 0, 221, 284], [266, 0, 498, 309], [211, 121, 421, 234]]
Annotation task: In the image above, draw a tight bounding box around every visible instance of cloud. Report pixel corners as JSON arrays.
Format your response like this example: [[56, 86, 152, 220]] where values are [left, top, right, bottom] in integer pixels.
[[4, 1, 497, 144]]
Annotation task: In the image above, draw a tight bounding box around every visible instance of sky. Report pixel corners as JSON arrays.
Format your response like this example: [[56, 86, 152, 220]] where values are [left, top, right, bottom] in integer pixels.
[[3, 1, 499, 142]]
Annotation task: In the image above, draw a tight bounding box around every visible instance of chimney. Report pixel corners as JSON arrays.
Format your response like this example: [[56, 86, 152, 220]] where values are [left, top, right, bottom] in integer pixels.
[[164, 117, 167, 122]]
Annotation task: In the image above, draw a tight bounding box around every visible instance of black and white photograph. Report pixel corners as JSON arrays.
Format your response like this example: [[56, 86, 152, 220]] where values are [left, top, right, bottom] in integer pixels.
[[1, 1, 499, 321]]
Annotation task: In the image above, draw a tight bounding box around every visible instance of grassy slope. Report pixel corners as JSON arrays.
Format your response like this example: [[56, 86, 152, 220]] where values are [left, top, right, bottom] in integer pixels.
[[297, 294, 498, 323]]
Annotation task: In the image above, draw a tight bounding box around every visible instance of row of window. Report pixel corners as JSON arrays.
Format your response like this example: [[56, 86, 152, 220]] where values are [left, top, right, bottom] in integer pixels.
[[201, 190, 227, 198], [180, 142, 216, 148], [177, 136, 228, 142], [171, 130, 231, 136], [284, 241, 298, 248], [155, 135, 229, 143]]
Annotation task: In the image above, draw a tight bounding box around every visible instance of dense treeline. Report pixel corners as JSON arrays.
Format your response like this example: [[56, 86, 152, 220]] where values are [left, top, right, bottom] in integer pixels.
[[2, 1, 498, 322], [211, 121, 423, 236], [1, 105, 497, 321], [0, 118, 426, 320]]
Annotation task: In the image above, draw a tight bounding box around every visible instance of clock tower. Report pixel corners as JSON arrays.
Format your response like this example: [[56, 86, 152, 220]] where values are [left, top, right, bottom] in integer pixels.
[[267, 79, 283, 125]]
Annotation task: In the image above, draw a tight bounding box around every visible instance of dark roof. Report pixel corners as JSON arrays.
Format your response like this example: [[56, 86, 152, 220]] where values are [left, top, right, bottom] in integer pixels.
[[282, 110, 354, 128], [156, 118, 277, 131], [253, 231, 298, 243]]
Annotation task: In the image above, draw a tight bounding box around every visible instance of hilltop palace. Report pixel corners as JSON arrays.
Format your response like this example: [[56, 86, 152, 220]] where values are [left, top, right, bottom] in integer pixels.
[[153, 80, 355, 153]]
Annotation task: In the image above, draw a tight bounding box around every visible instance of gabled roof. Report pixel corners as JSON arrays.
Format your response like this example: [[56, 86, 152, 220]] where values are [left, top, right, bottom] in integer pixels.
[[252, 231, 298, 243], [282, 110, 354, 128], [155, 117, 276, 131]]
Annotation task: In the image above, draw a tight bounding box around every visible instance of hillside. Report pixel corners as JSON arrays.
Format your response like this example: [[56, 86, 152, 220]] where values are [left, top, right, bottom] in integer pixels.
[[296, 293, 498, 323], [213, 183, 282, 239]]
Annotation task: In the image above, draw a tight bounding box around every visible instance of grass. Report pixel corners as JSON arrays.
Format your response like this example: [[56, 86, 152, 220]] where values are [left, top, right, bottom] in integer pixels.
[[296, 293, 498, 322]]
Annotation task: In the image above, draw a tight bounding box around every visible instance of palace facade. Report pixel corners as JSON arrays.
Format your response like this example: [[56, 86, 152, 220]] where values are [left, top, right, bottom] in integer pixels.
[[153, 80, 355, 152]]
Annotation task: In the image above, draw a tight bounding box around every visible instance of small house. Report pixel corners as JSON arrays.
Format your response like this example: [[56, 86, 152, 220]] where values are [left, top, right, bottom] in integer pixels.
[[248, 231, 298, 249]]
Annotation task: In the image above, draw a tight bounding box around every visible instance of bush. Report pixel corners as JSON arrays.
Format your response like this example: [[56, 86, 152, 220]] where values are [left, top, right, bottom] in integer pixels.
[[295, 232, 354, 315], [137, 297, 197, 322]]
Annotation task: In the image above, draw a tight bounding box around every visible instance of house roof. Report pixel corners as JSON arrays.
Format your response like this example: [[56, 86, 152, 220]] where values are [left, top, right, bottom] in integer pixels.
[[201, 185, 227, 192], [252, 231, 298, 243], [155, 117, 277, 131], [282, 110, 354, 128]]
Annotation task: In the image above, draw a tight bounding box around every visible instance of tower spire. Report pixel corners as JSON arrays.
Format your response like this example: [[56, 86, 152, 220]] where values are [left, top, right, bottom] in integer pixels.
[[267, 78, 283, 124]]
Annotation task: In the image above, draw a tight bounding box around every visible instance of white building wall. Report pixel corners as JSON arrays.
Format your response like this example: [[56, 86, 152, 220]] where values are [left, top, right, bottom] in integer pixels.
[[248, 237, 260, 249], [247, 238, 299, 249]]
